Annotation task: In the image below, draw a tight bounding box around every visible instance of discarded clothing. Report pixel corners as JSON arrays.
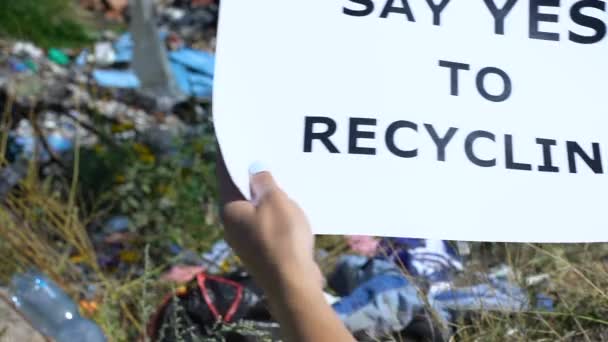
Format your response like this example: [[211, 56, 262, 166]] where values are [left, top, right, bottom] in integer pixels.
[[430, 279, 554, 314], [333, 274, 423, 338], [329, 255, 403, 296], [381, 238, 463, 283], [330, 254, 553, 340]]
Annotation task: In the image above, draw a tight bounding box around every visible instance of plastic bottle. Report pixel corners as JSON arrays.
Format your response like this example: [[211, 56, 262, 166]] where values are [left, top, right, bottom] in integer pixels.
[[10, 271, 106, 342], [55, 317, 107, 342]]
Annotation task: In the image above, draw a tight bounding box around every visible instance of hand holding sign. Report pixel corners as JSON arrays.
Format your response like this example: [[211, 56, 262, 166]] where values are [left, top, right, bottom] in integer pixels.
[[214, 0, 608, 242]]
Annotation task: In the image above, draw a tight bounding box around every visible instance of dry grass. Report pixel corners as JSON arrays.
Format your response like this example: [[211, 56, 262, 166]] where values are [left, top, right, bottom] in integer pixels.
[[449, 243, 608, 341]]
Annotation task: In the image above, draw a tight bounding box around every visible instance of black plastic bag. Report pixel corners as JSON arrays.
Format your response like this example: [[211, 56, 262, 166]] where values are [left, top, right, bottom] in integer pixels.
[[150, 271, 281, 342]]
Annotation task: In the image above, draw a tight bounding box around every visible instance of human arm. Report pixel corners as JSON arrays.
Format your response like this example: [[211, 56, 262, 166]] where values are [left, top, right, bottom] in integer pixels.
[[217, 158, 355, 342]]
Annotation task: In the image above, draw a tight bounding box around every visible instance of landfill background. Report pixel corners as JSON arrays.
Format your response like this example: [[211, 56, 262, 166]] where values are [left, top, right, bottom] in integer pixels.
[[0, 0, 607, 341]]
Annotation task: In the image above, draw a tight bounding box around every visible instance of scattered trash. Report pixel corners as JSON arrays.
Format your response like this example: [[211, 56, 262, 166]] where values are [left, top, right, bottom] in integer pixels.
[[381, 238, 463, 283], [161, 265, 205, 283], [331, 256, 427, 339], [10, 271, 107, 342], [55, 318, 107, 342], [94, 42, 117, 66], [48, 48, 70, 66], [346, 235, 379, 256], [200, 240, 239, 274], [150, 271, 281, 341], [329, 243, 554, 339], [12, 41, 44, 59], [9, 58, 28, 73], [93, 69, 141, 88], [103, 216, 131, 234]]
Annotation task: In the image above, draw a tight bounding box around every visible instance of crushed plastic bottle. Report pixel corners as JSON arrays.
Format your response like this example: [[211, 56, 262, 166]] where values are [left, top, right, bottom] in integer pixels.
[[9, 271, 107, 342]]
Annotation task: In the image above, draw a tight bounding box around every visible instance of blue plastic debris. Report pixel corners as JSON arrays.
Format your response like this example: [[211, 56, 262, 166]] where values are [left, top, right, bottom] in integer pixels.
[[10, 271, 107, 342], [93, 69, 140, 88], [98, 32, 214, 97], [169, 49, 215, 76], [113, 32, 170, 64], [170, 61, 213, 98], [47, 133, 73, 153], [75, 49, 89, 67], [113, 33, 134, 64], [103, 216, 131, 234], [9, 58, 28, 73]]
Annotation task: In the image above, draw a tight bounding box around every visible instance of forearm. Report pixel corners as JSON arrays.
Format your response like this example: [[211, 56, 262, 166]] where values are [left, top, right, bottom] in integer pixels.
[[265, 273, 355, 342]]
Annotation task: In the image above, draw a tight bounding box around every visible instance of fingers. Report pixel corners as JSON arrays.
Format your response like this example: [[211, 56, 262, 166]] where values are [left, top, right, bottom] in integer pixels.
[[217, 147, 256, 234], [222, 200, 257, 251], [249, 162, 282, 205]]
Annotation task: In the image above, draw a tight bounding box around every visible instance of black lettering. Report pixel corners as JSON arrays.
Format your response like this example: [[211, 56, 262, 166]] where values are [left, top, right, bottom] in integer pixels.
[[343, 0, 375, 16], [536, 138, 559, 172], [439, 60, 470, 96], [566, 141, 603, 173], [386, 121, 418, 158], [426, 0, 451, 26], [349, 118, 377, 155], [505, 134, 532, 171], [529, 0, 560, 41], [424, 124, 458, 161], [380, 0, 416, 21], [465, 131, 496, 167], [476, 67, 512, 102], [569, 0, 606, 44], [304, 116, 340, 153], [483, 0, 519, 35]]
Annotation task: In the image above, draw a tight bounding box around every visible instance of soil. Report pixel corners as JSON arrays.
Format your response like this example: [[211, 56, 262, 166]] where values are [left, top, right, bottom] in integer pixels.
[[0, 289, 46, 342]]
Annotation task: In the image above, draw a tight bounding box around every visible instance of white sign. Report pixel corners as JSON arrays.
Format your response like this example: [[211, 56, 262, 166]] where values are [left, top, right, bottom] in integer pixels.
[[214, 0, 608, 242]]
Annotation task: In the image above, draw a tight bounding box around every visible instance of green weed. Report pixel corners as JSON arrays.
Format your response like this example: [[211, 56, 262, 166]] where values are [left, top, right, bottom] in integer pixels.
[[0, 0, 92, 48]]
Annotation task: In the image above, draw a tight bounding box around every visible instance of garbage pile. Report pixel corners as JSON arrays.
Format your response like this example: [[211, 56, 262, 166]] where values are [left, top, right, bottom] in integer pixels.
[[0, 0, 219, 199], [0, 0, 219, 340]]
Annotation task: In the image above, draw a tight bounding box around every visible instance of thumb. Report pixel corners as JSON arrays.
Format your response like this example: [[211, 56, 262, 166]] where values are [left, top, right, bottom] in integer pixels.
[[249, 162, 279, 203]]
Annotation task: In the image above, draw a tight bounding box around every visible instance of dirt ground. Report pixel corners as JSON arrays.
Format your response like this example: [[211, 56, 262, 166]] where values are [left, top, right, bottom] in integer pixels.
[[0, 289, 46, 342]]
